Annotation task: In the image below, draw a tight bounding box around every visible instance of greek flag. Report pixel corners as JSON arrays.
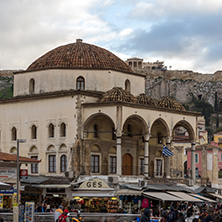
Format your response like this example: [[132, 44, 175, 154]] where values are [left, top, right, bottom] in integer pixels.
[[162, 144, 174, 157]]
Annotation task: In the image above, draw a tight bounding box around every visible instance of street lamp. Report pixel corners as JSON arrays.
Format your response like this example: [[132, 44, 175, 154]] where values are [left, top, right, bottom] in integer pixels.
[[16, 139, 26, 222]]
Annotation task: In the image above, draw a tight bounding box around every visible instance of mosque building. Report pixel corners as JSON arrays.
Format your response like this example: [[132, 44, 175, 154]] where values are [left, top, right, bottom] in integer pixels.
[[0, 39, 203, 204]]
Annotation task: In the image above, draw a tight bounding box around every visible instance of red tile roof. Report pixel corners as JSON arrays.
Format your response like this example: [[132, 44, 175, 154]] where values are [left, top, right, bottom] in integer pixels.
[[27, 39, 133, 73], [0, 152, 40, 163]]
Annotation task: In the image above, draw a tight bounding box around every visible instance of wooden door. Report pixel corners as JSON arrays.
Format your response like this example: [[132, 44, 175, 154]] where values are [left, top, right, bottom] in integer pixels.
[[122, 153, 132, 175]]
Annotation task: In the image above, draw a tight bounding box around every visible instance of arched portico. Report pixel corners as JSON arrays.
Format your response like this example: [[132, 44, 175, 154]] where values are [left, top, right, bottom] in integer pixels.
[[149, 118, 171, 178], [172, 120, 197, 181]]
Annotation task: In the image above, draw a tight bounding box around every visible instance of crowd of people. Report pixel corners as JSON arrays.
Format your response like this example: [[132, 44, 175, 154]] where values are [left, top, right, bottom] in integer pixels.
[[141, 202, 222, 222]]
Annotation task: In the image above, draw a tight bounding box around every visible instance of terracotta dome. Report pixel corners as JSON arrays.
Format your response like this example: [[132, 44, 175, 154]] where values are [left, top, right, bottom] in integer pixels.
[[136, 93, 157, 106], [99, 87, 137, 103], [27, 39, 133, 73], [156, 97, 185, 111]]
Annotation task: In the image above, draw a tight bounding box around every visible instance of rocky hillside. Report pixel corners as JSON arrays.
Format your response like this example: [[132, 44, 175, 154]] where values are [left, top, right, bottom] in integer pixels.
[[0, 70, 14, 99]]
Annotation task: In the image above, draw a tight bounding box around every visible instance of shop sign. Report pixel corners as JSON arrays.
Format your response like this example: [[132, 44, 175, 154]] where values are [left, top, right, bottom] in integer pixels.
[[79, 178, 111, 189], [0, 187, 14, 194], [20, 169, 28, 179], [0, 167, 16, 178]]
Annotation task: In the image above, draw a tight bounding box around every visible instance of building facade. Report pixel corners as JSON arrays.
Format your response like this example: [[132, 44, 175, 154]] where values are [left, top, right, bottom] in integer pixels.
[[0, 39, 201, 197]]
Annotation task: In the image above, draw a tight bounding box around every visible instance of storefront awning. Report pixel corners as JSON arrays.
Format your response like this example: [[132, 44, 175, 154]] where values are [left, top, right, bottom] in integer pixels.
[[143, 192, 184, 202], [207, 193, 222, 200], [116, 189, 142, 196], [189, 194, 216, 203], [34, 184, 70, 188], [167, 191, 203, 202], [0, 182, 12, 190], [72, 191, 115, 197]]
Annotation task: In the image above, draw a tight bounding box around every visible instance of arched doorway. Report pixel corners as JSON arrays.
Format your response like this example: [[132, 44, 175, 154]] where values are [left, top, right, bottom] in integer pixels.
[[122, 153, 132, 175]]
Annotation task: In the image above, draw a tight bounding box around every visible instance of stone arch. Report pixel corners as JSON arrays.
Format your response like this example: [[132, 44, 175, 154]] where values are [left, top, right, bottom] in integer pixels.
[[10, 147, 16, 154], [172, 120, 196, 142], [47, 145, 55, 152], [150, 118, 170, 144], [59, 143, 67, 151], [122, 114, 148, 137], [84, 113, 115, 140], [29, 146, 38, 153]]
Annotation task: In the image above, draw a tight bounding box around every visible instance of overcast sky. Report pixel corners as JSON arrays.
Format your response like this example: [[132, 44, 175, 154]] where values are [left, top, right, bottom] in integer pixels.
[[1, 0, 222, 73]]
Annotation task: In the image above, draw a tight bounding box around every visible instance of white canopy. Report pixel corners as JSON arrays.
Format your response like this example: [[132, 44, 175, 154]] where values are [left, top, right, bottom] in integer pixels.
[[0, 182, 11, 190], [143, 192, 184, 202], [167, 191, 203, 202]]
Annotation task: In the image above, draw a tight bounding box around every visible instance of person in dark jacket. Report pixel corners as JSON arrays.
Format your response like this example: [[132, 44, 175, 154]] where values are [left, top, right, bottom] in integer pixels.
[[141, 208, 151, 222], [167, 207, 176, 222]]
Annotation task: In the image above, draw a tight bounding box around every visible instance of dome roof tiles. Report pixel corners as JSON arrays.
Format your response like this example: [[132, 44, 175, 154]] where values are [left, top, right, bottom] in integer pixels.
[[27, 39, 133, 73], [136, 93, 157, 106], [99, 87, 137, 103], [156, 97, 185, 111]]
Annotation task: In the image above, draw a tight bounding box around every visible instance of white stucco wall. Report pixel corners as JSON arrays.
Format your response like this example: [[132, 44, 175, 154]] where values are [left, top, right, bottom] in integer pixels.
[[0, 95, 78, 176], [14, 69, 145, 97]]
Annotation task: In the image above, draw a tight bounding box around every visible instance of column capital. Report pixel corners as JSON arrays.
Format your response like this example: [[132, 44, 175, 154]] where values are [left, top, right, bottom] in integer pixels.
[[115, 131, 124, 138], [166, 136, 172, 144], [191, 140, 196, 146], [144, 134, 151, 141]]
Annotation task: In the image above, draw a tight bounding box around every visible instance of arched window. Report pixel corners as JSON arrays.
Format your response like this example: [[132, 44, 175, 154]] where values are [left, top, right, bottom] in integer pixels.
[[60, 123, 66, 137], [29, 78, 35, 94], [76, 76, 85, 90], [125, 79, 131, 93], [94, 124, 99, 138], [31, 125, 37, 139], [48, 123, 54, 138], [60, 155, 67, 172], [11, 127, 17, 141]]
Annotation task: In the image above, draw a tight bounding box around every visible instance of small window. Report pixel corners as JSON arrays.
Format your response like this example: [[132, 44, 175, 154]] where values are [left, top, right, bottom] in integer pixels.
[[11, 127, 17, 141], [110, 156, 116, 174], [91, 155, 100, 173], [195, 153, 198, 163], [48, 155, 56, 172], [60, 155, 67, 172], [60, 123, 66, 137], [31, 156, 38, 174], [29, 78, 35, 94], [139, 158, 144, 175], [94, 124, 99, 138], [76, 76, 85, 90], [48, 123, 54, 138], [125, 79, 131, 93], [31, 125, 37, 139]]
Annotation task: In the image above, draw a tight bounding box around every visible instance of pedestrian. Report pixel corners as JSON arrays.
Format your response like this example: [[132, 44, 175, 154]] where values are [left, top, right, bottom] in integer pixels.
[[161, 210, 167, 222], [141, 208, 151, 222], [54, 205, 64, 222], [58, 209, 70, 222], [167, 207, 176, 222], [38, 203, 46, 212]]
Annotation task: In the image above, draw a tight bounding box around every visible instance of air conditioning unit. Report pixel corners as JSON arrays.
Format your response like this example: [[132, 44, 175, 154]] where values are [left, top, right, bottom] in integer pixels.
[[65, 171, 69, 178], [138, 180, 145, 187], [187, 179, 194, 186], [108, 176, 118, 184]]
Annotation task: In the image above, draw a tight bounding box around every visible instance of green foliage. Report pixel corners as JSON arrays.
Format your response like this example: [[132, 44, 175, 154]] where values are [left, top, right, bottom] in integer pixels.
[[219, 170, 222, 178], [0, 86, 13, 99], [191, 95, 214, 126]]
